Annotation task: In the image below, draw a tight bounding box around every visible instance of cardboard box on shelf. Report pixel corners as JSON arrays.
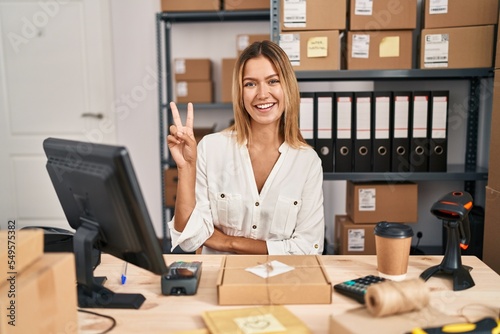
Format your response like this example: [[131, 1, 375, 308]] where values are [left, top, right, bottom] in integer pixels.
[[279, 30, 341, 71], [161, 0, 220, 12], [420, 25, 494, 69], [346, 181, 418, 224], [347, 30, 412, 70], [236, 34, 271, 55], [0, 253, 78, 334], [334, 215, 376, 255], [175, 81, 213, 103], [0, 229, 44, 282], [422, 0, 498, 29], [280, 0, 346, 31], [217, 255, 332, 305], [174, 58, 212, 82], [224, 0, 269, 11], [349, 0, 417, 31], [483, 186, 500, 275], [221, 58, 236, 103]]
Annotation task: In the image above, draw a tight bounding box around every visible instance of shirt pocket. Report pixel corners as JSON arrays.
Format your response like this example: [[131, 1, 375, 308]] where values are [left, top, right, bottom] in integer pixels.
[[270, 195, 301, 237], [215, 192, 243, 230]]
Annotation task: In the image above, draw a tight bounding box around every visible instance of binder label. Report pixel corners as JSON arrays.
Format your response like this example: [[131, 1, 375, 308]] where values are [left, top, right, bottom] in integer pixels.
[[348, 229, 366, 252], [299, 96, 314, 140], [413, 96, 428, 138], [375, 96, 390, 139], [337, 97, 352, 139], [358, 188, 376, 211], [432, 96, 447, 138], [356, 97, 371, 140], [394, 96, 409, 138], [317, 97, 333, 139]]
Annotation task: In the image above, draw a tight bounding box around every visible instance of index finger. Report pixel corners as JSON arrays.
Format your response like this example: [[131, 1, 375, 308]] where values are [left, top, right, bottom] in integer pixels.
[[186, 102, 194, 129], [170, 101, 183, 128]]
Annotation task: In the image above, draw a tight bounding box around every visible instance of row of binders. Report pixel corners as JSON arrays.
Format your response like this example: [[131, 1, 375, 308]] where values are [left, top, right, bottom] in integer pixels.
[[299, 91, 449, 173]]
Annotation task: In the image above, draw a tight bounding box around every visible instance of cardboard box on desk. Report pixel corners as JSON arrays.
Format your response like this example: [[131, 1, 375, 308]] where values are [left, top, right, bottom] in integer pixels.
[[346, 181, 418, 224], [347, 30, 413, 70], [217, 255, 332, 305], [349, 0, 417, 31], [422, 0, 498, 29], [334, 215, 376, 255], [279, 30, 341, 71], [420, 25, 494, 69], [0, 229, 44, 282], [0, 253, 77, 334]]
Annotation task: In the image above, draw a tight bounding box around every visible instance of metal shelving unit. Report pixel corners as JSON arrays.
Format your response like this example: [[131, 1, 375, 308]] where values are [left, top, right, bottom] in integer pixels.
[[156, 10, 271, 247]]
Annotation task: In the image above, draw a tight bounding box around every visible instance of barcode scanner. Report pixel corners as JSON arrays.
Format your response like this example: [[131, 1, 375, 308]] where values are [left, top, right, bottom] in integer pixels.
[[420, 191, 475, 291]]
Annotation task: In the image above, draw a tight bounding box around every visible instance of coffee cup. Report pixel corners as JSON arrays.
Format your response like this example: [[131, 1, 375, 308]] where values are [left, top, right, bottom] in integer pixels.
[[374, 222, 414, 281]]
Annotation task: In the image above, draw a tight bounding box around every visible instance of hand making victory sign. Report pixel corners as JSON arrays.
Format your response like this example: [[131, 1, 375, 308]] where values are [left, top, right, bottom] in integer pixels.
[[167, 102, 197, 169]]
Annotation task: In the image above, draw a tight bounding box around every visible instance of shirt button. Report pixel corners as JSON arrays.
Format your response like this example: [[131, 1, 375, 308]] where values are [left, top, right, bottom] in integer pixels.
[[252, 225, 257, 229], [255, 202, 259, 206], [314, 244, 319, 249], [220, 194, 225, 198], [293, 201, 298, 205]]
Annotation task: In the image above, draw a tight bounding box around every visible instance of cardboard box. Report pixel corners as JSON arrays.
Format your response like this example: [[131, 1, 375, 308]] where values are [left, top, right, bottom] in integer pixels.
[[174, 58, 212, 81], [346, 181, 418, 224], [350, 0, 417, 31], [347, 30, 412, 70], [236, 34, 271, 55], [329, 305, 468, 334], [0, 229, 44, 283], [420, 25, 494, 69], [221, 58, 236, 103], [175, 81, 213, 103], [279, 30, 341, 71], [496, 15, 500, 68], [217, 255, 332, 305], [0, 253, 78, 334], [161, 0, 220, 12], [334, 215, 376, 255], [483, 186, 500, 275], [423, 0, 498, 29], [281, 0, 346, 31], [224, 0, 269, 11], [488, 69, 500, 189]]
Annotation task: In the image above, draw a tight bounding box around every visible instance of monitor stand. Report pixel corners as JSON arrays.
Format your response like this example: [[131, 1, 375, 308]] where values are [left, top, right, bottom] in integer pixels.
[[73, 218, 146, 309]]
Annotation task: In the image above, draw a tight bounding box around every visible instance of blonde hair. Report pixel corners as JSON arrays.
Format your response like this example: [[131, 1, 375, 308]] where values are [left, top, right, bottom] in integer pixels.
[[226, 40, 307, 149]]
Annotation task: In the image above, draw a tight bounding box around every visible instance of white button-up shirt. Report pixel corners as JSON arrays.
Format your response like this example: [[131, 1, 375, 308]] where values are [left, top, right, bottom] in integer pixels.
[[168, 131, 325, 255]]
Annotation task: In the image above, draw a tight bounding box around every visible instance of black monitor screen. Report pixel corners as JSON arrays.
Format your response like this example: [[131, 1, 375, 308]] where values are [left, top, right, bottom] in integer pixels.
[[43, 137, 168, 309]]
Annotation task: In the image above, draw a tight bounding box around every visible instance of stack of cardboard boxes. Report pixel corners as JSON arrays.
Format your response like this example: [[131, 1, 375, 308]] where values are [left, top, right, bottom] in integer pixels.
[[347, 0, 417, 70], [334, 181, 418, 255], [0, 230, 78, 333], [483, 11, 500, 275]]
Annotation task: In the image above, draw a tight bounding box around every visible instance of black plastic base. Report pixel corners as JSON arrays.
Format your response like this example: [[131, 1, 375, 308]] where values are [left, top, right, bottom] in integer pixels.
[[420, 264, 475, 291], [77, 283, 146, 309]]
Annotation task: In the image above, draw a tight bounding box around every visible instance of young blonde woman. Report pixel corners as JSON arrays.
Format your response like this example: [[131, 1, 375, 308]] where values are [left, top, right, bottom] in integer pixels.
[[167, 40, 324, 255]]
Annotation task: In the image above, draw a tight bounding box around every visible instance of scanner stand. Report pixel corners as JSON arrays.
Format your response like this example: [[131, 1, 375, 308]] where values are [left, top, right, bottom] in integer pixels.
[[74, 219, 146, 309], [420, 220, 475, 291]]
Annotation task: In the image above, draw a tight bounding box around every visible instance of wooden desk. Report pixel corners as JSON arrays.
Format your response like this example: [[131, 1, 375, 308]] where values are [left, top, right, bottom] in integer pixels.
[[78, 255, 500, 333]]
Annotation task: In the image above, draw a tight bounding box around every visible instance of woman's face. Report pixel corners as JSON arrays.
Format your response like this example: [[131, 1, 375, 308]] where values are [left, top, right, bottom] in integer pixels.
[[242, 55, 285, 128]]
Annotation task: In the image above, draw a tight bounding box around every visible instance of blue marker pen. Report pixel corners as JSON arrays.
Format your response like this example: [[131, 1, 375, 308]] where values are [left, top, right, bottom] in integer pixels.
[[121, 261, 128, 284]]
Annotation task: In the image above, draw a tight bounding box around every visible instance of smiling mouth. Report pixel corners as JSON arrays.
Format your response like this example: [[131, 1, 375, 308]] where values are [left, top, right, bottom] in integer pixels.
[[255, 103, 275, 110]]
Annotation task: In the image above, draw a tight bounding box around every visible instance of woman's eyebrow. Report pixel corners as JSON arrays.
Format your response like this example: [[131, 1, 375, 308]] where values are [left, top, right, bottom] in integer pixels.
[[243, 73, 279, 81]]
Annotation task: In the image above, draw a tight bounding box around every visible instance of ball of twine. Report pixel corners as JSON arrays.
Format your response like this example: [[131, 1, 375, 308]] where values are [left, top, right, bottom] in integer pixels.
[[365, 278, 430, 317]]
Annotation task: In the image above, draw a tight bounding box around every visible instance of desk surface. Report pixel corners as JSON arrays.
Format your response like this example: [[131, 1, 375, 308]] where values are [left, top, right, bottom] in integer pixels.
[[79, 255, 500, 333]]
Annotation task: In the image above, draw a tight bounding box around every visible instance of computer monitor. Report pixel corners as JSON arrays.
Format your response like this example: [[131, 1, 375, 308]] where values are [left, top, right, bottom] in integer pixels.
[[43, 137, 169, 309]]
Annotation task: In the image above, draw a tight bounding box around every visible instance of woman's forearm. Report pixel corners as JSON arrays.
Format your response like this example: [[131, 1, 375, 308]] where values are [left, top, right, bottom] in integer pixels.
[[173, 163, 196, 232]]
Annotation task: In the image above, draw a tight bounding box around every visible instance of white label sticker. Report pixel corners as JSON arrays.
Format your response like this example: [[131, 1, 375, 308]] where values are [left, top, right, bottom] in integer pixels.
[[174, 59, 186, 74], [352, 34, 370, 59], [176, 82, 188, 97], [355, 0, 373, 15], [429, 0, 448, 14], [279, 33, 301, 66], [348, 229, 366, 252], [358, 188, 376, 211], [283, 0, 306, 28]]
